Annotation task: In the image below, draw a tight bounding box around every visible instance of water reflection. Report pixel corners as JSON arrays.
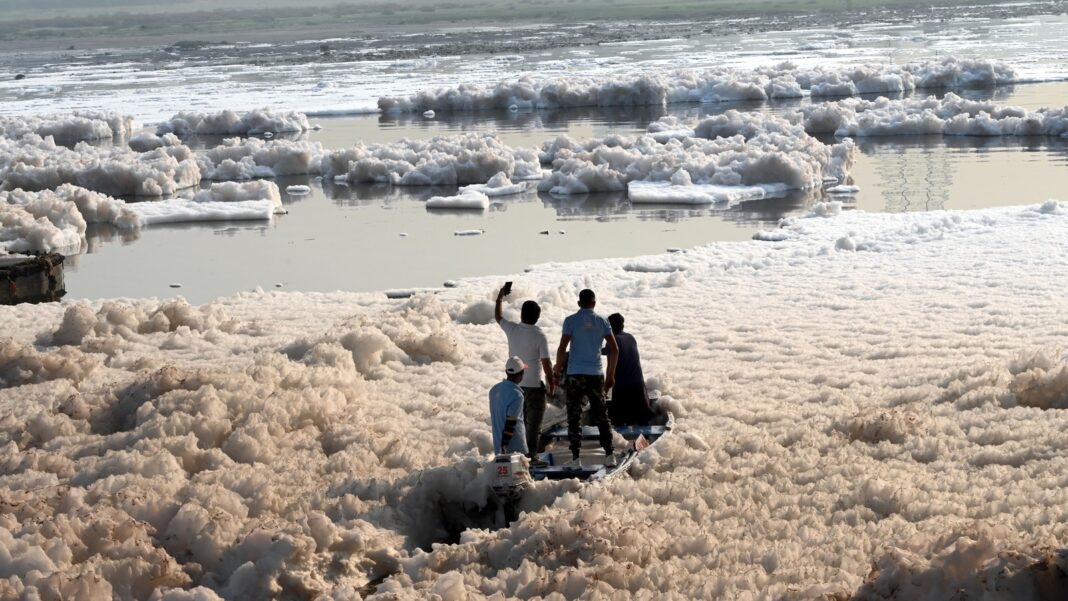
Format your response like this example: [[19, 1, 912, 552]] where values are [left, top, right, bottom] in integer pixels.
[[849, 134, 1068, 213], [853, 135, 1068, 154], [313, 180, 814, 224], [84, 222, 141, 250]]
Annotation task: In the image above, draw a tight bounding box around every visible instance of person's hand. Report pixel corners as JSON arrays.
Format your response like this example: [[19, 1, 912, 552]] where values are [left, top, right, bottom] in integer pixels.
[[604, 375, 615, 394]]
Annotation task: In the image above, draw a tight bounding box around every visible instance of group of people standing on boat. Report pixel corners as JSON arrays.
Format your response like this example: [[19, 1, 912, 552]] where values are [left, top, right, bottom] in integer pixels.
[[488, 284, 654, 468]]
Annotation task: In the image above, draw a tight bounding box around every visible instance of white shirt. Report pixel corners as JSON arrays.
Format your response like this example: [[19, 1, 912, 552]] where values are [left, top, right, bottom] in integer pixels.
[[499, 318, 550, 388]]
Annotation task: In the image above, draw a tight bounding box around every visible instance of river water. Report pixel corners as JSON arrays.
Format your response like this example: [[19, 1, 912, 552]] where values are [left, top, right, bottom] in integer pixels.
[[3, 9, 1065, 303]]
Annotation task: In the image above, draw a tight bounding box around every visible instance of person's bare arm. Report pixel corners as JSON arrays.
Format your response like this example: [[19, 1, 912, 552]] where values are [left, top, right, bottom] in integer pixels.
[[494, 285, 507, 323], [603, 333, 619, 393], [554, 335, 571, 380], [542, 358, 554, 394]]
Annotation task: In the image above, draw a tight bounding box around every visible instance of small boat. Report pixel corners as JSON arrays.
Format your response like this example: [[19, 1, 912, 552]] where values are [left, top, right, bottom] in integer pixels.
[[490, 410, 674, 507], [530, 412, 674, 481]]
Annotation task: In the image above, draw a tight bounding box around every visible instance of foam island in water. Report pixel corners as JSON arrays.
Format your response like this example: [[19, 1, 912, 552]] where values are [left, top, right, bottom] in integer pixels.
[[0, 181, 285, 254], [458, 172, 533, 197], [0, 134, 201, 197], [0, 112, 139, 142], [425, 189, 490, 210], [628, 181, 788, 205], [1, 185, 139, 254], [799, 93, 1068, 137], [322, 133, 542, 186], [539, 111, 854, 195], [137, 180, 286, 225], [377, 58, 1018, 113], [156, 109, 312, 136], [197, 137, 325, 180]]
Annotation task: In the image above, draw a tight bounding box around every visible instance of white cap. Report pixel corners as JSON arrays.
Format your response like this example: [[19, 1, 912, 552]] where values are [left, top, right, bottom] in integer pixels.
[[505, 356, 527, 375]]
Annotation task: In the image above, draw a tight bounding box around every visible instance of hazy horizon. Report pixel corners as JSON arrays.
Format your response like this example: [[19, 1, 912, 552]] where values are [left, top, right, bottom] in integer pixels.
[[0, 0, 1012, 20]]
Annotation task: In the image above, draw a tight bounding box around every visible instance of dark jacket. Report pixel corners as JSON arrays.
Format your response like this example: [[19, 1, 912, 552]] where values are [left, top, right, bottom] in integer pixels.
[[604, 331, 652, 424]]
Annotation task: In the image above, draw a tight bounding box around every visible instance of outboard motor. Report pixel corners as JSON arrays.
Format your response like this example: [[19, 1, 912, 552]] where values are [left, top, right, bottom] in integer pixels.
[[490, 454, 532, 524]]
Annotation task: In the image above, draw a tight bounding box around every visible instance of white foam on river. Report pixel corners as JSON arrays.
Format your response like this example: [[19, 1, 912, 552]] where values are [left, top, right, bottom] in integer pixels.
[[376, 58, 1017, 113], [1, 200, 1067, 599], [0, 182, 283, 255], [3, 13, 1068, 122], [2, 9, 1068, 596]]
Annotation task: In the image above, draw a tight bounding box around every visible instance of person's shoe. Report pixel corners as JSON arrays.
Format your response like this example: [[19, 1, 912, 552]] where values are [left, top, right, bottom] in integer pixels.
[[603, 453, 617, 468], [562, 457, 583, 469], [529, 459, 549, 469]]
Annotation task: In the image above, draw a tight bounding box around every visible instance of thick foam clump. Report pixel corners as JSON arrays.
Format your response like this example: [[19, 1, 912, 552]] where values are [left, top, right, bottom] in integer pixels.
[[192, 181, 283, 210], [128, 181, 286, 226], [322, 133, 542, 186], [2, 200, 1068, 598], [628, 181, 787, 205], [375, 69, 798, 113], [906, 57, 1019, 89], [0, 112, 139, 142], [425, 190, 490, 210], [156, 110, 311, 136], [539, 111, 854, 195], [0, 185, 139, 253], [0, 134, 201, 197], [131, 200, 283, 227], [0, 339, 100, 388], [1, 190, 86, 254], [128, 132, 184, 153], [853, 526, 1066, 601], [197, 137, 325, 180], [458, 172, 533, 197], [377, 58, 1018, 112], [0, 182, 285, 253], [1007, 352, 1068, 410], [798, 93, 1068, 137]]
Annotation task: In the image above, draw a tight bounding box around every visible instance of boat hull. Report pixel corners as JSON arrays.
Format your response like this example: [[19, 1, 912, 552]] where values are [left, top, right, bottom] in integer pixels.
[[530, 412, 674, 481]]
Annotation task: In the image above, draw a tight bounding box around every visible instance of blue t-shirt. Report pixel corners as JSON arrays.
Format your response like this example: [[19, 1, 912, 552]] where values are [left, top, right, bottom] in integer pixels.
[[489, 379, 528, 454], [562, 308, 613, 375]]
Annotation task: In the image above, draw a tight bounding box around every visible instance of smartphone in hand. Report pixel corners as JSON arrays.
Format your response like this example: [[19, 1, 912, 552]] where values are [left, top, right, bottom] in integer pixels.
[[502, 281, 513, 295]]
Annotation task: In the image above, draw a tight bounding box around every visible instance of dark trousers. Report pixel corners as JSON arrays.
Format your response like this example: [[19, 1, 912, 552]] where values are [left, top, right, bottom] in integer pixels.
[[521, 384, 547, 456], [564, 374, 613, 458]]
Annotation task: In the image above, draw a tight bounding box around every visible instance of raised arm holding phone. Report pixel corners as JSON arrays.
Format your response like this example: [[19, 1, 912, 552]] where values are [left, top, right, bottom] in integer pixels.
[[494, 282, 554, 460]]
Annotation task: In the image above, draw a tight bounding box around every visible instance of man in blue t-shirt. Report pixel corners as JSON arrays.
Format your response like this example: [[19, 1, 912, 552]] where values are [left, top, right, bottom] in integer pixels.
[[553, 289, 618, 468], [489, 356, 529, 455]]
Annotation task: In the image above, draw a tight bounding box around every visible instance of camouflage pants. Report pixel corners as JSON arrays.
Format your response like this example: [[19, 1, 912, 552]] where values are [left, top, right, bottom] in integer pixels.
[[564, 374, 613, 458], [521, 384, 547, 456]]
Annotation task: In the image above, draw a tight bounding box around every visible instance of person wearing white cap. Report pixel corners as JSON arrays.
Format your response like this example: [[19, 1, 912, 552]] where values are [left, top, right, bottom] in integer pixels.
[[488, 356, 530, 455]]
